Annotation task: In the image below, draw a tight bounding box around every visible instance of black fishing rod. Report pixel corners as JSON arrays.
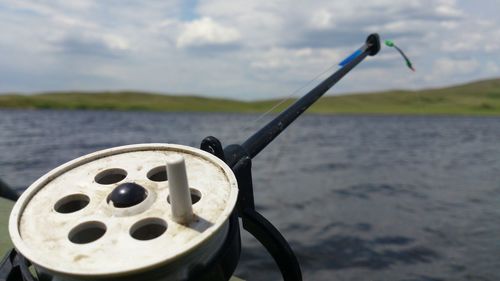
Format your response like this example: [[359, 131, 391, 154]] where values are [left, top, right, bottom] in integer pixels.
[[1, 34, 381, 281], [201, 33, 380, 281], [225, 33, 380, 164]]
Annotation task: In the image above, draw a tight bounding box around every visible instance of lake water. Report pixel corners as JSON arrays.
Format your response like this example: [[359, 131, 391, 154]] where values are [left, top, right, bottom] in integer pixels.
[[1, 109, 500, 281]]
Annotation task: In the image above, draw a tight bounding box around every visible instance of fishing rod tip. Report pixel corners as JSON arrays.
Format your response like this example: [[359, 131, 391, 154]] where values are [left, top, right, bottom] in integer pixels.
[[366, 33, 381, 56]]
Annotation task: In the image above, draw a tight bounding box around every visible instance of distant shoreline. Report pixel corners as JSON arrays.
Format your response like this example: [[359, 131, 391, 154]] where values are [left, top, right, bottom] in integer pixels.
[[1, 78, 499, 116]]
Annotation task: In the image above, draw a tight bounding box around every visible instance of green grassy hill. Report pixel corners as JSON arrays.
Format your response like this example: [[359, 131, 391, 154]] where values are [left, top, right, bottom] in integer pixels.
[[1, 78, 500, 115], [309, 78, 500, 115]]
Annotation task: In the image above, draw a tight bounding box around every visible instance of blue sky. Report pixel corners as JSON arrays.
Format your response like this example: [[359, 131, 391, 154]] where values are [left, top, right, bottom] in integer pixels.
[[0, 0, 499, 100]]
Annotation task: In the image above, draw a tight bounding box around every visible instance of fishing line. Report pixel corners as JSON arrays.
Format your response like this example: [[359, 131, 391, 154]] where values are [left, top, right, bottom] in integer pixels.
[[244, 61, 340, 190], [243, 61, 339, 135], [248, 51, 361, 191], [245, 39, 416, 139], [246, 41, 378, 133], [244, 44, 375, 176]]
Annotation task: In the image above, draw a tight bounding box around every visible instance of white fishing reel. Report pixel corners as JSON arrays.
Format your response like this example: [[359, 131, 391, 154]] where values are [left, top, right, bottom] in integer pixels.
[[8, 144, 238, 281]]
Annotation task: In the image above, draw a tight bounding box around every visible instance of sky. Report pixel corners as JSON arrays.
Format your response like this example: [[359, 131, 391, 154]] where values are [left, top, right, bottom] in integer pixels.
[[0, 0, 499, 100]]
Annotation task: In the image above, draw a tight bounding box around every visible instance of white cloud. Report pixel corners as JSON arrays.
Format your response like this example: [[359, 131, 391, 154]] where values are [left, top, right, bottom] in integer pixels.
[[251, 48, 315, 70], [0, 0, 498, 98], [309, 11, 335, 30], [485, 62, 499, 74], [434, 58, 480, 75], [101, 34, 130, 51], [176, 17, 241, 48], [435, 0, 463, 17]]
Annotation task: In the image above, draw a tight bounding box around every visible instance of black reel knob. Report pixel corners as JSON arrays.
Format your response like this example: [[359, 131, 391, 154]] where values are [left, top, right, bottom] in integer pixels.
[[109, 182, 147, 208]]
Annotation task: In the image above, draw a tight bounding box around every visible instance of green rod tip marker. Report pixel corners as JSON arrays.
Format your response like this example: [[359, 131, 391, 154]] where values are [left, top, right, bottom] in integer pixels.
[[384, 40, 395, 47], [384, 39, 415, 72]]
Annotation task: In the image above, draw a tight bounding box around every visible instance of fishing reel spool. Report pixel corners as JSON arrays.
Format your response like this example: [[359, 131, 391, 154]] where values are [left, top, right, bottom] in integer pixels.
[[8, 144, 240, 281]]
